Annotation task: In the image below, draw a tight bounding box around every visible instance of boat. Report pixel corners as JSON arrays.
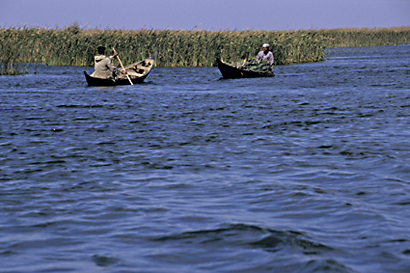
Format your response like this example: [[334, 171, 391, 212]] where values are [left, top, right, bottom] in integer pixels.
[[216, 59, 274, 79], [84, 52, 157, 86]]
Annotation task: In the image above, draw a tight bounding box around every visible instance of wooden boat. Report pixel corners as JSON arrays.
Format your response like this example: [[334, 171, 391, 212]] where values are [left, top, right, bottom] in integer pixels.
[[216, 59, 274, 79], [84, 52, 157, 86]]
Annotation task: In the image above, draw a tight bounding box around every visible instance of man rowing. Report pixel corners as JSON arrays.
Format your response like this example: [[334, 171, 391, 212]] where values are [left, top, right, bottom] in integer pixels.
[[91, 46, 127, 79], [255, 43, 274, 66]]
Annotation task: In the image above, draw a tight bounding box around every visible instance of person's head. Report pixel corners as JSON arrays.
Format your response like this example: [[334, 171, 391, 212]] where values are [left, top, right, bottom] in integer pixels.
[[97, 46, 106, 55], [262, 43, 270, 53]]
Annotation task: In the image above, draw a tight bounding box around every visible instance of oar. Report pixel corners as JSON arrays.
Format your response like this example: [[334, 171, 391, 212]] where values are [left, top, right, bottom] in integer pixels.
[[112, 47, 133, 85]]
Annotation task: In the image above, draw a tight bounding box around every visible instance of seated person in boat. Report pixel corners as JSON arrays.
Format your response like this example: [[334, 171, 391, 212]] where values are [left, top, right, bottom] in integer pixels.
[[91, 46, 127, 79], [255, 43, 274, 66]]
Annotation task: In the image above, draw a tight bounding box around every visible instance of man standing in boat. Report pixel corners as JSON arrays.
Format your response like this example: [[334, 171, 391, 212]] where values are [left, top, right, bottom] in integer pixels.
[[255, 43, 274, 66], [91, 46, 127, 79]]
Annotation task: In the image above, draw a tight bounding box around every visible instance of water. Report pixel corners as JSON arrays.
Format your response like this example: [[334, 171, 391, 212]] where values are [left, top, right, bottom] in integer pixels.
[[1, 44, 410, 272]]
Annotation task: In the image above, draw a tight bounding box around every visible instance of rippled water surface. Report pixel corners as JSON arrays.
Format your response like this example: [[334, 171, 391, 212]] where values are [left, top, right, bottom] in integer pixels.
[[1, 45, 410, 272]]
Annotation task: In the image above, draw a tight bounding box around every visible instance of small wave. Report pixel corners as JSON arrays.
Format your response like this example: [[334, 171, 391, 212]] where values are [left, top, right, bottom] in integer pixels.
[[147, 223, 352, 272], [301, 258, 358, 273], [92, 254, 120, 267], [56, 104, 104, 108], [153, 223, 333, 255]]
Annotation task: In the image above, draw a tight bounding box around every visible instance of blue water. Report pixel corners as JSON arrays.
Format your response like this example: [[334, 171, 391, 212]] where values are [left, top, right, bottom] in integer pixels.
[[1, 45, 410, 272]]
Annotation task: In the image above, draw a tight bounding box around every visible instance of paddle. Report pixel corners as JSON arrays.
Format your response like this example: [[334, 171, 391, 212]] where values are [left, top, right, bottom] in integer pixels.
[[112, 47, 133, 86]]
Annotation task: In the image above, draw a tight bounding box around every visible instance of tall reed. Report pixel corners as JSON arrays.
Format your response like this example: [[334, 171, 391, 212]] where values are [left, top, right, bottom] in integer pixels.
[[0, 62, 38, 76], [1, 26, 409, 68], [0, 27, 325, 67], [319, 27, 410, 47]]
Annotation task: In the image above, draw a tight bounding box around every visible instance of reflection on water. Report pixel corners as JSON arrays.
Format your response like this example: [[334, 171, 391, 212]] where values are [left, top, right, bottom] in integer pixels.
[[1, 45, 410, 272]]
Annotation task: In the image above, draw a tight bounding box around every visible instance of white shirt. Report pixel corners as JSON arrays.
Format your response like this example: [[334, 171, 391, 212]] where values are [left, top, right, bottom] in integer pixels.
[[255, 51, 274, 66]]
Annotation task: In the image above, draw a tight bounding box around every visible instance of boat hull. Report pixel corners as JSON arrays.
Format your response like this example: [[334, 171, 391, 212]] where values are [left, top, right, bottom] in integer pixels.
[[84, 71, 149, 86], [216, 59, 274, 79]]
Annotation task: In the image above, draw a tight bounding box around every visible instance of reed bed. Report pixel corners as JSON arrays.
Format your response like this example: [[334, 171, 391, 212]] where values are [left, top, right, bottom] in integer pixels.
[[0, 62, 38, 76], [1, 26, 409, 68], [319, 26, 410, 48], [0, 26, 325, 67]]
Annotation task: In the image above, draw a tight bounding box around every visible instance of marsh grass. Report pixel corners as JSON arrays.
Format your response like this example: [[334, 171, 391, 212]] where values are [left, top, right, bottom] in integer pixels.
[[0, 26, 409, 68], [0, 62, 38, 76], [319, 27, 410, 47], [0, 27, 326, 67]]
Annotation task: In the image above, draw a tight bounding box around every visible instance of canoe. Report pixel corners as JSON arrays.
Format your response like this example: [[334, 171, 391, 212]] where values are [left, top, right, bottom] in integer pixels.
[[216, 59, 274, 79], [84, 52, 157, 86]]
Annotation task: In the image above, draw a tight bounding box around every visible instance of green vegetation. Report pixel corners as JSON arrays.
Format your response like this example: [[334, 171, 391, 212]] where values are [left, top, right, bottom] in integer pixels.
[[0, 26, 409, 69], [0, 62, 38, 76], [319, 27, 410, 47], [0, 26, 325, 67], [228, 60, 273, 73]]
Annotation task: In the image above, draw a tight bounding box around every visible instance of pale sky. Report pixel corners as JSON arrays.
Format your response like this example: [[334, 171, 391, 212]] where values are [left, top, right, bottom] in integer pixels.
[[1, 0, 410, 30]]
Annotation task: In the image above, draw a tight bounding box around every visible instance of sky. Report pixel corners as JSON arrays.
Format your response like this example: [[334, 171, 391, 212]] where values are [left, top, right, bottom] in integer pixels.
[[1, 0, 410, 31]]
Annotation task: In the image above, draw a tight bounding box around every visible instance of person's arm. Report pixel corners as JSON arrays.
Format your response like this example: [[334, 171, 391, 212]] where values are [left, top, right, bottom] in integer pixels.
[[110, 51, 118, 59], [255, 51, 262, 61], [109, 52, 127, 74], [268, 52, 274, 66], [100, 58, 120, 77], [105, 58, 118, 72]]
